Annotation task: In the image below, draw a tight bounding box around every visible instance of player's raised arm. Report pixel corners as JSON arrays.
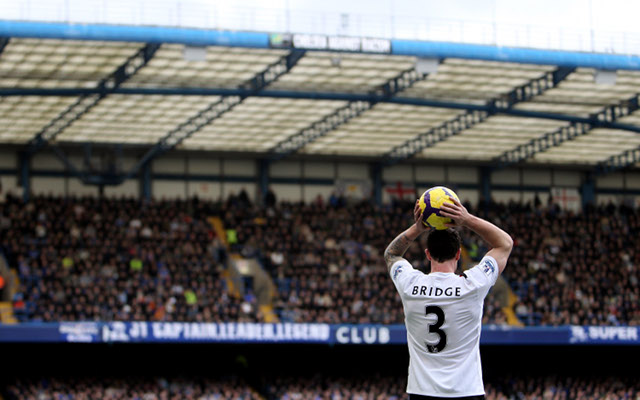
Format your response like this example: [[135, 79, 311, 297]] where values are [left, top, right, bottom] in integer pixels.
[[384, 200, 428, 272], [440, 199, 513, 274]]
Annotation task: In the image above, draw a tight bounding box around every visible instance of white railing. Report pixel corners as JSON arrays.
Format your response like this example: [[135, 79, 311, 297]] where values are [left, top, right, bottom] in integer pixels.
[[1, 0, 639, 55]]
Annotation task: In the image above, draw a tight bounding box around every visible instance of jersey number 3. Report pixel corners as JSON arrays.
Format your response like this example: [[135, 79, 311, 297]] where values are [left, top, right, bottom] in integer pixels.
[[425, 305, 447, 353]]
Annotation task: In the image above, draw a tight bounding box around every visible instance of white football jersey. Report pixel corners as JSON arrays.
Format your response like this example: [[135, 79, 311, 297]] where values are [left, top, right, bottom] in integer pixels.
[[390, 255, 499, 397]]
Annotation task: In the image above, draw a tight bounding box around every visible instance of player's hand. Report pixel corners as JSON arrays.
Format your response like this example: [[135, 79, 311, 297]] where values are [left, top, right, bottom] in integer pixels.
[[413, 199, 428, 232], [440, 198, 472, 227]]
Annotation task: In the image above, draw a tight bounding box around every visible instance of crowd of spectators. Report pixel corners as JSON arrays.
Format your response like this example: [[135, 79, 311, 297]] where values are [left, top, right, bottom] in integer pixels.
[[3, 376, 261, 400], [0, 195, 258, 322], [264, 374, 407, 399], [0, 192, 638, 326], [482, 201, 640, 326], [224, 194, 639, 326], [224, 197, 431, 324], [4, 374, 639, 399], [484, 374, 640, 400]]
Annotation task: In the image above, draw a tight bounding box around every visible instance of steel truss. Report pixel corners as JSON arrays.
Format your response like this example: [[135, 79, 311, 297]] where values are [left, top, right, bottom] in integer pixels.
[[268, 68, 427, 160], [127, 49, 306, 179], [26, 43, 161, 153], [596, 146, 640, 175], [383, 67, 577, 166], [384, 110, 489, 165], [496, 93, 640, 168]]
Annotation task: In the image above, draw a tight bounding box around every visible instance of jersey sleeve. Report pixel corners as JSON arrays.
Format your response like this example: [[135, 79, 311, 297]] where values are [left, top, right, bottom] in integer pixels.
[[389, 259, 421, 295], [465, 255, 500, 298]]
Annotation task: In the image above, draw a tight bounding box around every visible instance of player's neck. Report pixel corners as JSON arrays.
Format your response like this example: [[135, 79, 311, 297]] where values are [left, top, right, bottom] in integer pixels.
[[429, 261, 457, 274]]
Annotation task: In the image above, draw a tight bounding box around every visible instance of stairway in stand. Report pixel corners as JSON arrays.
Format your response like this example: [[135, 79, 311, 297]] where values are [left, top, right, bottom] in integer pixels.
[[0, 301, 17, 324], [207, 216, 279, 323]]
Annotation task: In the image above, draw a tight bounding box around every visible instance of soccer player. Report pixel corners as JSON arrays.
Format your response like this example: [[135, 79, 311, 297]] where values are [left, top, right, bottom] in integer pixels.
[[384, 198, 513, 400]]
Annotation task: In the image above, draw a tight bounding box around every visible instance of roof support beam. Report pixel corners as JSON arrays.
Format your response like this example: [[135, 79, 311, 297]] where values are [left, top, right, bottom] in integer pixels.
[[4, 87, 640, 135], [48, 144, 124, 186], [26, 43, 160, 154], [383, 67, 576, 166], [496, 67, 575, 108], [379, 68, 427, 98], [28, 95, 104, 151], [595, 146, 640, 175], [496, 93, 640, 168], [0, 37, 8, 55], [383, 110, 489, 165], [123, 49, 306, 181], [269, 101, 372, 159], [19, 151, 30, 203], [495, 122, 591, 167], [268, 68, 427, 160], [24, 49, 305, 187], [127, 95, 244, 176], [594, 93, 640, 123]]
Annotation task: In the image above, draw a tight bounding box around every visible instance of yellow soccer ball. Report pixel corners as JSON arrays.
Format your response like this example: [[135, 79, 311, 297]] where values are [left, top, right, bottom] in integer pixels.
[[418, 186, 460, 230]]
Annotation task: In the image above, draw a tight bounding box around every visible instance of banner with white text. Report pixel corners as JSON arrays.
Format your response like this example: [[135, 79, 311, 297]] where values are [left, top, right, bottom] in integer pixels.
[[0, 323, 638, 345]]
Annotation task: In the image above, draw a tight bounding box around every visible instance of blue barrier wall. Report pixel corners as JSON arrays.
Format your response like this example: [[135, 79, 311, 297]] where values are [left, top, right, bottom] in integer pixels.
[[392, 40, 640, 70], [2, 20, 640, 70], [0, 322, 638, 345], [0, 20, 270, 47]]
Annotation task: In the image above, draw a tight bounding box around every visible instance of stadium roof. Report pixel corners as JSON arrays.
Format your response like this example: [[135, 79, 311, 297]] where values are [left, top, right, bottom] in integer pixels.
[[0, 22, 639, 176]]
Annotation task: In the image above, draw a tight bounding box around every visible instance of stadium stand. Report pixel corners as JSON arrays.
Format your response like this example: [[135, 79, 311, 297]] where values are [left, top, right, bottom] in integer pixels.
[[0, 194, 258, 323], [4, 373, 639, 399], [265, 373, 408, 399], [1, 14, 640, 400], [489, 200, 640, 326], [484, 375, 640, 400], [270, 374, 640, 400], [4, 376, 261, 400], [223, 195, 639, 326], [1, 192, 637, 326]]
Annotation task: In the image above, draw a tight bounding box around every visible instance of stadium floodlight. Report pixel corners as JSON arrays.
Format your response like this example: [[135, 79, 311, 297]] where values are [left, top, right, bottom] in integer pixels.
[[415, 57, 440, 74], [594, 69, 616, 85]]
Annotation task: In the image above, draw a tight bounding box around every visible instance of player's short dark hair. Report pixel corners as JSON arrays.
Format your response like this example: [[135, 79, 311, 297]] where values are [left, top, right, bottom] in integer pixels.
[[426, 229, 461, 262]]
